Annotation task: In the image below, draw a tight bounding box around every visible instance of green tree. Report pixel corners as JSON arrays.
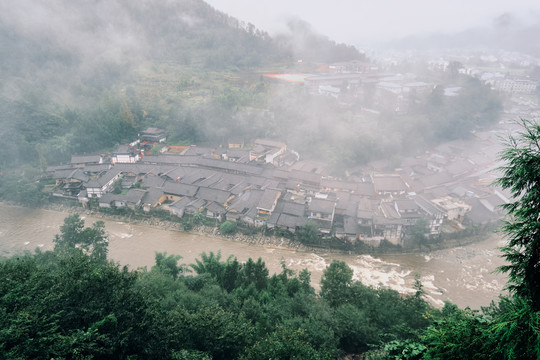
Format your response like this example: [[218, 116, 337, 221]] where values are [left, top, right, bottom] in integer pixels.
[[421, 303, 493, 360], [0, 251, 165, 359], [150, 143, 162, 155], [242, 258, 269, 291], [153, 252, 185, 280], [219, 220, 237, 235], [240, 325, 334, 360], [489, 296, 540, 359], [191, 251, 230, 284], [298, 221, 319, 244], [320, 260, 353, 308], [53, 214, 108, 261], [495, 119, 540, 310], [406, 218, 429, 249]]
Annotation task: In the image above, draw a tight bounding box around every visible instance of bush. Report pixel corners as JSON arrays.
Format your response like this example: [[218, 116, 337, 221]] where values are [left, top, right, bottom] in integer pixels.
[[220, 221, 237, 235]]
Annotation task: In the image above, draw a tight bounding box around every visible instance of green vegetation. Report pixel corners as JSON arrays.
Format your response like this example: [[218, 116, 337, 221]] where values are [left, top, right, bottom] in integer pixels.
[[219, 220, 237, 235], [495, 119, 540, 310], [53, 214, 108, 261], [297, 221, 320, 244], [0, 220, 434, 359], [3, 118, 540, 359]]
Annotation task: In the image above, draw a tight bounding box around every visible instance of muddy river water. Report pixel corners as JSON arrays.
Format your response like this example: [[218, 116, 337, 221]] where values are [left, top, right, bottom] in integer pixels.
[[0, 203, 508, 309]]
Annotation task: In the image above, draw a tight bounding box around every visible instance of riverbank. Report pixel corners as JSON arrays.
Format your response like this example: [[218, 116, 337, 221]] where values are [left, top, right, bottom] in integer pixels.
[[0, 201, 507, 308], [34, 201, 498, 256]]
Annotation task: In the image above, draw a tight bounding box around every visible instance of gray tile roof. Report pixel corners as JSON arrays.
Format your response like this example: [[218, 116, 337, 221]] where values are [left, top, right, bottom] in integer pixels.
[[228, 190, 263, 214], [281, 201, 305, 217], [308, 198, 335, 214], [71, 155, 102, 164], [276, 213, 307, 228], [141, 175, 166, 189], [162, 181, 199, 197], [196, 187, 231, 204], [142, 187, 164, 206], [373, 175, 407, 193], [257, 189, 281, 211]]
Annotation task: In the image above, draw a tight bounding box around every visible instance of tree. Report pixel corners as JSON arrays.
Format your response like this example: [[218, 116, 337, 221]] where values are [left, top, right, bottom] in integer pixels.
[[407, 218, 429, 249], [239, 325, 334, 360], [53, 214, 108, 261], [320, 260, 353, 307], [153, 252, 184, 280], [495, 119, 540, 310], [219, 220, 237, 235], [298, 221, 319, 244]]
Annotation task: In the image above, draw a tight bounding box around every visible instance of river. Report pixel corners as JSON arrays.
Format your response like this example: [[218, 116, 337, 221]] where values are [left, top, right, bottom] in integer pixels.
[[0, 203, 507, 309]]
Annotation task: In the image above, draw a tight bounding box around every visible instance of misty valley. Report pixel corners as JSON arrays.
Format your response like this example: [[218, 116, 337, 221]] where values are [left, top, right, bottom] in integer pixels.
[[1, 0, 540, 359]]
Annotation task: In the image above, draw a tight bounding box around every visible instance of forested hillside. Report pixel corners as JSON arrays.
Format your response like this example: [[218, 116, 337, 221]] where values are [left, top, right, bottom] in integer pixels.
[[0, 0, 368, 170]]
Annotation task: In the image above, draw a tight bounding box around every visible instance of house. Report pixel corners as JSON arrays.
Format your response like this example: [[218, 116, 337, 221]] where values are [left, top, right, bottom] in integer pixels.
[[249, 139, 287, 166], [98, 189, 146, 209], [431, 196, 471, 221], [356, 198, 375, 237], [196, 187, 233, 206], [141, 187, 165, 212], [373, 175, 408, 196], [321, 179, 358, 193], [375, 202, 404, 245], [222, 149, 250, 163], [205, 201, 227, 221], [111, 145, 140, 164], [182, 145, 218, 158], [412, 195, 446, 235], [71, 155, 103, 168], [139, 127, 166, 143], [169, 197, 205, 218], [394, 199, 423, 226], [228, 138, 244, 149], [162, 181, 199, 202], [256, 189, 282, 218], [226, 190, 264, 223], [268, 213, 307, 233], [307, 198, 336, 233], [85, 169, 122, 198], [51, 168, 89, 196], [290, 170, 322, 187]]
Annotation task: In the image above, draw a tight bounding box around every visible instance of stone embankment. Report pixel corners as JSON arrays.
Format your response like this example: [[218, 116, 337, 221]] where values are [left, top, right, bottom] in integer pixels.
[[43, 202, 312, 252], [41, 202, 495, 255]]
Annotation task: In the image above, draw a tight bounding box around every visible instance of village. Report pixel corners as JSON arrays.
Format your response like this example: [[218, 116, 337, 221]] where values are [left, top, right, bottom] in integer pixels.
[[46, 116, 517, 249], [44, 49, 540, 249]]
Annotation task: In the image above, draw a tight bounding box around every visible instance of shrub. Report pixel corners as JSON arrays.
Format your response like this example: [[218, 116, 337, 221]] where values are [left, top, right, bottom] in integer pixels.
[[220, 221, 237, 235]]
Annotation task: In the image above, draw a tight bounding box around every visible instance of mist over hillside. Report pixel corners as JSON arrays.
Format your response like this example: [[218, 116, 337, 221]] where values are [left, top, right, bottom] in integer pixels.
[[382, 12, 540, 56], [0, 0, 365, 169]]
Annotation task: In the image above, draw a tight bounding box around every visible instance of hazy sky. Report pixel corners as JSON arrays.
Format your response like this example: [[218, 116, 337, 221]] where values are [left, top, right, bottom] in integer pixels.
[[206, 0, 540, 46]]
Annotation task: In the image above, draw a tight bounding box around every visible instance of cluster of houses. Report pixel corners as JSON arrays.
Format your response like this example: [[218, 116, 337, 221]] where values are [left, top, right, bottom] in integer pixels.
[[300, 51, 539, 115], [47, 123, 513, 247]]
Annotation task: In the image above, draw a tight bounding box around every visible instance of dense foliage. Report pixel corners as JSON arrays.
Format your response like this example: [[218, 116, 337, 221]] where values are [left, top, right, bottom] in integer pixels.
[[0, 219, 435, 359], [3, 117, 540, 359], [495, 119, 540, 311]]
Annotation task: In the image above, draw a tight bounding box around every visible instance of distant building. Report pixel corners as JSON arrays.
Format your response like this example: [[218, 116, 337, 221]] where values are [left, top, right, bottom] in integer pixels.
[[111, 145, 140, 164], [139, 127, 166, 143], [495, 78, 537, 94]]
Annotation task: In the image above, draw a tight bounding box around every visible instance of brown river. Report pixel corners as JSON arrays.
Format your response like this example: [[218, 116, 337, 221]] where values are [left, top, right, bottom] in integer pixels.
[[0, 203, 507, 309]]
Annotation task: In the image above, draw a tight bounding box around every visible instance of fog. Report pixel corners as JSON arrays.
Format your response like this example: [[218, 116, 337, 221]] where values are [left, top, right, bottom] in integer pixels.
[[206, 0, 540, 47], [2, 2, 540, 357]]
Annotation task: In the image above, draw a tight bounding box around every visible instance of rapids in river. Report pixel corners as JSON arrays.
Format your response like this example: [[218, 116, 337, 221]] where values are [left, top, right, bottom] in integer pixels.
[[0, 203, 507, 309]]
